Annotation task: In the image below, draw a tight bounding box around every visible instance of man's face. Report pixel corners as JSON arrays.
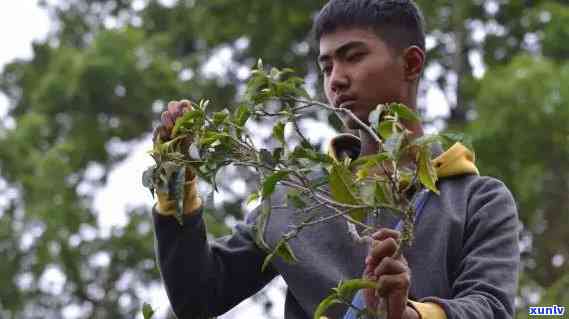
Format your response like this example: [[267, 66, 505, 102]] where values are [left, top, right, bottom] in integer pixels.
[[318, 28, 407, 129]]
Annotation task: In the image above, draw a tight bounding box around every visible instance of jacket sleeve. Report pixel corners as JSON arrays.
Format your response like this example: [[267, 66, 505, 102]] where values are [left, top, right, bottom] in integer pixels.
[[421, 178, 520, 319], [152, 206, 277, 318]]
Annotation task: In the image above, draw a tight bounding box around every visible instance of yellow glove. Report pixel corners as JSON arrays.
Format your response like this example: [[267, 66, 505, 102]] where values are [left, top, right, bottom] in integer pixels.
[[408, 300, 448, 319], [156, 169, 202, 216], [154, 100, 202, 216]]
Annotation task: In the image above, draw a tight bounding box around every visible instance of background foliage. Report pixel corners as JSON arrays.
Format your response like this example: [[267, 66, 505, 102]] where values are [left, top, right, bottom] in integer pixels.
[[0, 0, 567, 318]]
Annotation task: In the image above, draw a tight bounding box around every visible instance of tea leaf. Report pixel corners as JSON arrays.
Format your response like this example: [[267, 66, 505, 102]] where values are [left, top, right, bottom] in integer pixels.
[[273, 121, 286, 145], [261, 171, 289, 199], [335, 279, 378, 300], [142, 303, 155, 319], [329, 163, 365, 222], [391, 103, 420, 123], [262, 239, 298, 272], [418, 146, 439, 194], [313, 294, 342, 319]]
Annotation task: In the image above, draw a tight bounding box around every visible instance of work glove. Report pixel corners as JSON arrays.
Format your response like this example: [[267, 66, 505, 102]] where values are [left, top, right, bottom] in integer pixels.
[[153, 100, 202, 216]]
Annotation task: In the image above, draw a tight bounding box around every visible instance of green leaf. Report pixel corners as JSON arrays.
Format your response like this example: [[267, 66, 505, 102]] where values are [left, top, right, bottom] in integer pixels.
[[351, 152, 391, 168], [390, 103, 420, 123], [171, 108, 205, 137], [410, 134, 442, 148], [261, 171, 289, 199], [246, 191, 261, 205], [418, 146, 439, 194], [233, 104, 252, 127], [291, 145, 333, 164], [245, 69, 270, 104], [287, 189, 306, 209], [359, 182, 377, 206], [261, 239, 298, 271], [142, 303, 155, 319], [329, 163, 365, 222], [352, 153, 391, 182], [374, 181, 391, 204], [272, 147, 284, 163], [212, 109, 229, 126], [335, 279, 378, 299], [272, 121, 286, 145], [276, 240, 297, 263], [200, 132, 231, 147], [255, 200, 272, 253], [379, 120, 395, 140], [440, 132, 474, 151], [313, 294, 342, 319]]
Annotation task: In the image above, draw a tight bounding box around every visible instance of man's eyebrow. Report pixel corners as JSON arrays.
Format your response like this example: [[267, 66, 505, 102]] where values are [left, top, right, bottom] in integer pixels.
[[318, 41, 368, 64]]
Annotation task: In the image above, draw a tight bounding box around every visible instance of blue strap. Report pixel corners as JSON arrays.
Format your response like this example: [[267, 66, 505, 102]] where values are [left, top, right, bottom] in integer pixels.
[[342, 190, 431, 319], [394, 189, 430, 232]]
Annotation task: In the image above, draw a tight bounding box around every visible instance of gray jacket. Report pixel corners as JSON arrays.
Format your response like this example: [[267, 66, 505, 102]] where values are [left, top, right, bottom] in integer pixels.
[[153, 162, 519, 319]]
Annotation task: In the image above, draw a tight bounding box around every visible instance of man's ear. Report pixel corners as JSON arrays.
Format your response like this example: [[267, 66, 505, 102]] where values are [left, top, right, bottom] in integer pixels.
[[403, 46, 425, 82]]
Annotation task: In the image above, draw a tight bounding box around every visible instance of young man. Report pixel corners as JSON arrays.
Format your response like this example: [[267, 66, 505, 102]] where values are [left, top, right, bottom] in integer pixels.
[[151, 1, 520, 318]]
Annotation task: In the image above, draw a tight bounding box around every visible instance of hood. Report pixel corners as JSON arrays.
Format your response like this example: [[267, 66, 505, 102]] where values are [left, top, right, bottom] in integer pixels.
[[327, 133, 479, 178]]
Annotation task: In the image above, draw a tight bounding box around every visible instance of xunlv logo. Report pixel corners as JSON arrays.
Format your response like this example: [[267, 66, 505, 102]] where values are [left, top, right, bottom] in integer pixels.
[[529, 305, 565, 316]]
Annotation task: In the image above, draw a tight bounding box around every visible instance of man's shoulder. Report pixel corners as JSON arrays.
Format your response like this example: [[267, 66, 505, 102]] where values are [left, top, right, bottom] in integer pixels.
[[437, 174, 517, 219], [439, 174, 513, 198]]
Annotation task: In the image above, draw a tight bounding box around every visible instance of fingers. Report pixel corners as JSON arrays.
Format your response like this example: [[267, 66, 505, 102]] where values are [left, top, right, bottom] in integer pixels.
[[154, 100, 193, 142], [377, 273, 409, 319], [179, 99, 192, 111], [373, 257, 410, 319], [363, 285, 379, 310], [371, 228, 401, 242], [156, 126, 170, 142], [373, 257, 409, 278], [366, 236, 399, 271], [161, 111, 175, 130], [167, 101, 182, 116], [363, 231, 410, 319]]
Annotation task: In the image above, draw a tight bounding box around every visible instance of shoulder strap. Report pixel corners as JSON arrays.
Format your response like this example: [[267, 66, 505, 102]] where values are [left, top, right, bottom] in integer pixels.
[[394, 189, 431, 231]]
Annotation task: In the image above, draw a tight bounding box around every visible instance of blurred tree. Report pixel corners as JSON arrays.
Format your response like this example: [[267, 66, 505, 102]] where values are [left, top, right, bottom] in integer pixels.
[[0, 0, 568, 318], [416, 0, 567, 126], [471, 53, 569, 316]]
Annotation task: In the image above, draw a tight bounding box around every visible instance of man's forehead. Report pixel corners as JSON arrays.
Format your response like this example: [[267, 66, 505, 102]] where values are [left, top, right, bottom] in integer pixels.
[[318, 28, 381, 55]]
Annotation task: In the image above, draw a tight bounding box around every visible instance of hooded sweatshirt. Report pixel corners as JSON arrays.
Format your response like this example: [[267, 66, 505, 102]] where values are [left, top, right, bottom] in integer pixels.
[[152, 134, 519, 319]]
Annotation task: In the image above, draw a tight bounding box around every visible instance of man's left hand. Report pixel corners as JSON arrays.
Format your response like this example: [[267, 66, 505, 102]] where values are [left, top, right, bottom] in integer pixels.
[[363, 228, 420, 319]]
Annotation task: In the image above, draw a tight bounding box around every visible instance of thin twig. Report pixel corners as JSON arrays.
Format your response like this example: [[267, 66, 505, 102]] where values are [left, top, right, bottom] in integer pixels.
[[281, 180, 402, 213], [289, 97, 383, 146], [288, 97, 402, 196]]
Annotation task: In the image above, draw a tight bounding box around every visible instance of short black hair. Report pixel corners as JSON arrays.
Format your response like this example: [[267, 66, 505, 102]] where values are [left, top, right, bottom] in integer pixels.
[[312, 0, 426, 53]]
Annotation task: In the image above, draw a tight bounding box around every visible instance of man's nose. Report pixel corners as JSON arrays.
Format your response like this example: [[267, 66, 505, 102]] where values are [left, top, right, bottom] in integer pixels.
[[329, 65, 349, 93]]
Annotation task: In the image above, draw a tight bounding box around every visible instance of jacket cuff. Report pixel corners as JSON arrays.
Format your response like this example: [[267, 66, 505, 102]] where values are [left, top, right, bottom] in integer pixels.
[[408, 300, 447, 319], [155, 175, 202, 216]]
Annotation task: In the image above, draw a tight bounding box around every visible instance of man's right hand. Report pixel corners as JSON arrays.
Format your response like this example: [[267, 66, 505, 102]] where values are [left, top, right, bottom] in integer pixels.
[[153, 99, 193, 143], [153, 99, 202, 216]]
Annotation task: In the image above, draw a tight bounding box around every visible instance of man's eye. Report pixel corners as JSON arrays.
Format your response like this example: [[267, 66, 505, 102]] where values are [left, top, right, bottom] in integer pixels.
[[347, 52, 365, 62], [321, 65, 332, 76]]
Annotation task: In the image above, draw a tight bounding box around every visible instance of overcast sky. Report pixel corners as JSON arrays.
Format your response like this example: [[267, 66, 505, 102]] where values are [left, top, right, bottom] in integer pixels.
[[0, 2, 49, 117]]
